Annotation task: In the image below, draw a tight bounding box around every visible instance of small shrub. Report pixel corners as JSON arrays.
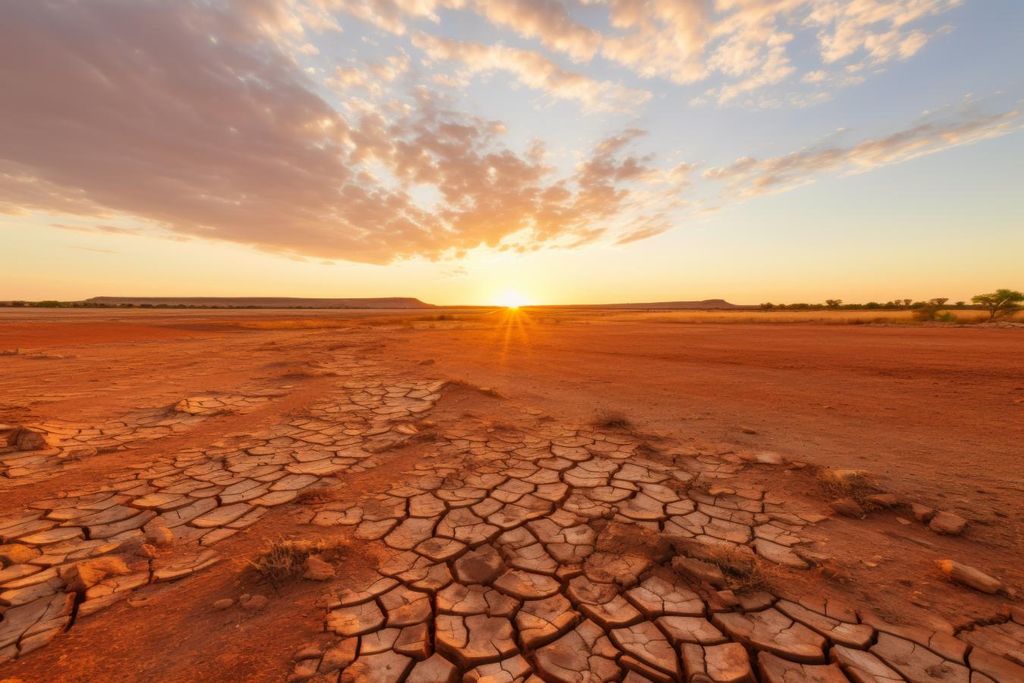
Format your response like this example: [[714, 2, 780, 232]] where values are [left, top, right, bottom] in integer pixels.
[[593, 411, 632, 430], [816, 468, 878, 504], [250, 538, 323, 587]]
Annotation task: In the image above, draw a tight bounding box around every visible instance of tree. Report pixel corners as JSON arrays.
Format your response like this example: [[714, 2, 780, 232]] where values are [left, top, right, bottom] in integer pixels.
[[972, 289, 1024, 320], [902, 298, 913, 308], [825, 299, 842, 308], [931, 298, 948, 307], [955, 301, 965, 307]]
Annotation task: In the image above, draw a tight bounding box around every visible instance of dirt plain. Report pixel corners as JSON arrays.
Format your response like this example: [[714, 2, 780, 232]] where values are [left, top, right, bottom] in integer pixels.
[[0, 307, 1021, 683]]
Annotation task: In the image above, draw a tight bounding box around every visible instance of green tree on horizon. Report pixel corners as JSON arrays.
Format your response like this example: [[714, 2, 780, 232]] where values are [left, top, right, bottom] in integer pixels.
[[972, 289, 1023, 320]]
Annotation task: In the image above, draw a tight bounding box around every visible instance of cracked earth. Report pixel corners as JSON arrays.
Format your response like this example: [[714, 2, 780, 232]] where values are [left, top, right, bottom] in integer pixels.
[[1, 311, 1022, 682]]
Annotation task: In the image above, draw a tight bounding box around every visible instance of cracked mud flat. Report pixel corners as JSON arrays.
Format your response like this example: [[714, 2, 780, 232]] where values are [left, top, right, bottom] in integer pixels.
[[0, 309, 1022, 682]]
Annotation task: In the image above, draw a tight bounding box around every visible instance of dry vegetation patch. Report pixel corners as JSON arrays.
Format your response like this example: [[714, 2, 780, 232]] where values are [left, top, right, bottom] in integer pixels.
[[250, 538, 344, 587]]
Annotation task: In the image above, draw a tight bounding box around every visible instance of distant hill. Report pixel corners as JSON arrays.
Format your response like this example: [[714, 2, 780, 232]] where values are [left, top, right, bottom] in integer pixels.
[[586, 299, 744, 310], [83, 296, 435, 309]]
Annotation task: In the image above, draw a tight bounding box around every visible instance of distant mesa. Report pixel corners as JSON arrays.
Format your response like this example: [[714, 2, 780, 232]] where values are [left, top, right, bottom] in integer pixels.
[[589, 299, 741, 310], [83, 296, 436, 309]]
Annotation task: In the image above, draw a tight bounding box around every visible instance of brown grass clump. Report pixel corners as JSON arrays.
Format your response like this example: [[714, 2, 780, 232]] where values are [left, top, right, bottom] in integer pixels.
[[593, 411, 633, 431], [667, 537, 777, 593], [294, 487, 337, 505], [446, 379, 503, 398], [250, 538, 325, 587], [815, 467, 879, 504], [704, 545, 775, 592]]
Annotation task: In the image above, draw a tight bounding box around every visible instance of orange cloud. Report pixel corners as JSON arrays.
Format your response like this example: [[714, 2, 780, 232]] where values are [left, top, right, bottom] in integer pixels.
[[412, 33, 650, 112], [0, 2, 663, 263], [704, 104, 1022, 196]]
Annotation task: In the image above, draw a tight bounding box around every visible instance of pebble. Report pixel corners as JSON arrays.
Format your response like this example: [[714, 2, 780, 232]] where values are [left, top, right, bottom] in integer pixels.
[[829, 497, 865, 518], [929, 511, 967, 535], [937, 560, 1002, 594], [303, 555, 335, 581], [911, 503, 935, 522], [212, 598, 234, 610], [240, 594, 269, 611]]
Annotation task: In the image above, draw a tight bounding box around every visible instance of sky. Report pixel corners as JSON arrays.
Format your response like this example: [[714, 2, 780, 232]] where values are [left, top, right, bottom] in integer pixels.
[[0, 0, 1021, 306]]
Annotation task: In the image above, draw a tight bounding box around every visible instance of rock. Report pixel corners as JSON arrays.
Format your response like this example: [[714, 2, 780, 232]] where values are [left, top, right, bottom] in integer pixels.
[[134, 543, 158, 559], [0, 544, 40, 566], [911, 503, 935, 523], [830, 498, 865, 518], [239, 594, 269, 611], [303, 555, 335, 581], [13, 428, 60, 451], [672, 556, 726, 588], [754, 451, 784, 465], [937, 560, 1002, 594], [59, 556, 131, 592], [929, 511, 966, 535], [865, 494, 900, 508], [212, 598, 234, 610], [144, 521, 174, 546]]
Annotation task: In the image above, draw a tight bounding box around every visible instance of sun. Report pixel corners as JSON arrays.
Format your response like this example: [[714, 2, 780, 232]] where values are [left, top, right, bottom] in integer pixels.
[[495, 290, 529, 309]]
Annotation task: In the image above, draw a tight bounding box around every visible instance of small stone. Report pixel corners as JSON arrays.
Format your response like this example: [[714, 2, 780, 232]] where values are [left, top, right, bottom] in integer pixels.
[[13, 427, 60, 451], [240, 594, 269, 611], [911, 504, 935, 523], [830, 498, 865, 518], [672, 556, 726, 587], [929, 511, 966, 535], [937, 560, 1002, 594], [304, 555, 335, 581], [865, 493, 900, 508], [754, 451, 784, 465], [144, 522, 175, 546], [213, 598, 234, 610]]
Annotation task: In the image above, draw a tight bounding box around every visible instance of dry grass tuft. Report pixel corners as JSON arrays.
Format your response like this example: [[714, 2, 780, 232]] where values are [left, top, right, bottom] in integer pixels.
[[446, 379, 503, 398], [668, 537, 777, 592], [703, 545, 775, 592], [593, 411, 633, 431], [294, 487, 337, 505], [815, 467, 879, 504], [250, 538, 323, 586]]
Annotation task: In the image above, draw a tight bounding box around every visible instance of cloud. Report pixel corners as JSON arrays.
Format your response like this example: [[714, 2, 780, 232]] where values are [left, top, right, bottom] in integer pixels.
[[322, 0, 462, 34], [51, 223, 144, 236], [704, 103, 1022, 197], [412, 33, 649, 112], [329, 52, 411, 95], [806, 0, 961, 64], [590, 0, 959, 103], [0, 1, 665, 262], [470, 0, 600, 62]]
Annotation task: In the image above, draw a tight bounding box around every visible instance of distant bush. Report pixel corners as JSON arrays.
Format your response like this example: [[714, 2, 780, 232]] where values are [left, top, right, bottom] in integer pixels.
[[972, 289, 1023, 321]]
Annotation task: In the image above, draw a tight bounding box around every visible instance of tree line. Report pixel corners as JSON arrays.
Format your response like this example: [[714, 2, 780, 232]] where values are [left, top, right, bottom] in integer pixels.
[[760, 288, 1022, 321]]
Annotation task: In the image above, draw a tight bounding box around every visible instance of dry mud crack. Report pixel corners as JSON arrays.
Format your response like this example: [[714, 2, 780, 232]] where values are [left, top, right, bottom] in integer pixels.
[[1, 352, 1022, 682]]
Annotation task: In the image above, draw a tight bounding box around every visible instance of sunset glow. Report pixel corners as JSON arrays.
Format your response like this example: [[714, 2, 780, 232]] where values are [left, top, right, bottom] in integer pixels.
[[0, 2, 1021, 304], [496, 290, 529, 309]]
